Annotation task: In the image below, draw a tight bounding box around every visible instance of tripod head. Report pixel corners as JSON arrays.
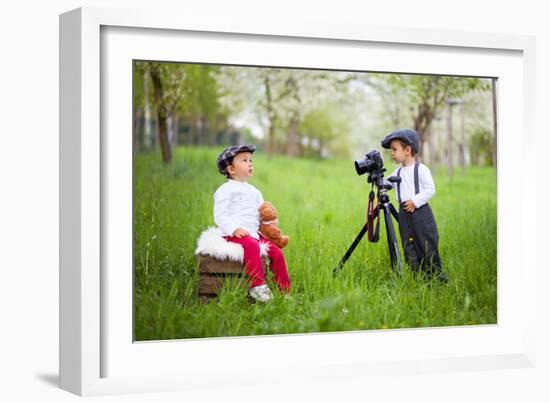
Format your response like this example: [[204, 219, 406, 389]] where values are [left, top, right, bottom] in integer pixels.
[[366, 168, 386, 186], [384, 175, 402, 191], [367, 169, 401, 201]]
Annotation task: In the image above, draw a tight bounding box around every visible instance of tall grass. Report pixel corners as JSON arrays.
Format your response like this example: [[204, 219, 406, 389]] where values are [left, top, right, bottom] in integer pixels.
[[134, 146, 496, 340]]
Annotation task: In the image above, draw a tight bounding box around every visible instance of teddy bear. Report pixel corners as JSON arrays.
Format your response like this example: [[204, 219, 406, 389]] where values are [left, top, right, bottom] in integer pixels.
[[258, 201, 289, 249]]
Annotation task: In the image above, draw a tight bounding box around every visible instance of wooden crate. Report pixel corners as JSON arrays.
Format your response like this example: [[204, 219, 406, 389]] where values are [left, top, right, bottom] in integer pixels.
[[196, 254, 269, 301]]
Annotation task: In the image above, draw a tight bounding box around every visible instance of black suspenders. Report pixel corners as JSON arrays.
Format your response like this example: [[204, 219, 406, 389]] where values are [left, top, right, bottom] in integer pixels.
[[396, 162, 420, 203]]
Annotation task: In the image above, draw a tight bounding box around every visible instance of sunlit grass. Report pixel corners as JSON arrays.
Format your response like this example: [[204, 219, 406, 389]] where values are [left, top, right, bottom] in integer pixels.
[[134, 146, 497, 340]]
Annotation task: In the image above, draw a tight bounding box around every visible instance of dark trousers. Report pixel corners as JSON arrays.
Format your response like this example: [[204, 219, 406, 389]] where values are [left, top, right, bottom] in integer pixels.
[[398, 203, 443, 274]]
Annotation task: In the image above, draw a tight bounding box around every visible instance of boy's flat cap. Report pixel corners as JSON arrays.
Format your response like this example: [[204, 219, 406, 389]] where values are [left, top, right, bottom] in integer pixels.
[[216, 144, 256, 176], [381, 128, 420, 153]]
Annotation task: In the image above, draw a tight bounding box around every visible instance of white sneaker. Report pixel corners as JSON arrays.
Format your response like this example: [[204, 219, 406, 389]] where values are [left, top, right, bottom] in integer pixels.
[[249, 284, 273, 303]]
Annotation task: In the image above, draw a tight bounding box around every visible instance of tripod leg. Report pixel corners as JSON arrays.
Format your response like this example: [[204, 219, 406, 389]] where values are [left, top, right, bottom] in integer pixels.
[[389, 203, 400, 222], [382, 203, 402, 274], [333, 222, 369, 275]]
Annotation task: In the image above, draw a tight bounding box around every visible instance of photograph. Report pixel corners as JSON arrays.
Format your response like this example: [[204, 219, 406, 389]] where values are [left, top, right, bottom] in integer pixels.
[[132, 61, 497, 341]]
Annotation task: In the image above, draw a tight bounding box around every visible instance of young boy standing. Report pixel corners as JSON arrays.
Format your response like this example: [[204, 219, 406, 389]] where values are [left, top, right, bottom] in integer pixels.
[[214, 144, 291, 302], [381, 129, 448, 283]]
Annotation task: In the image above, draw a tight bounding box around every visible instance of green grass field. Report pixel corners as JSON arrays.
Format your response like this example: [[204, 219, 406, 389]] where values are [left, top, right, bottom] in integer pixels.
[[134, 146, 497, 341]]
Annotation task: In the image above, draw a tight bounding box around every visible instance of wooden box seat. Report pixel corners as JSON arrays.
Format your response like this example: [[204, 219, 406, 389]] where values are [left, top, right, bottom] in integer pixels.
[[194, 227, 269, 301]]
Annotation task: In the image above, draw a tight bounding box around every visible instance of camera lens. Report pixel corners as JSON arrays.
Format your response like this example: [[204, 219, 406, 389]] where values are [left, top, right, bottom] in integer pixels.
[[355, 158, 369, 175], [355, 150, 384, 176]]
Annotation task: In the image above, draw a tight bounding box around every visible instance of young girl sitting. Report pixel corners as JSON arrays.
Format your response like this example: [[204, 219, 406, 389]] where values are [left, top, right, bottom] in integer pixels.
[[214, 144, 291, 302]]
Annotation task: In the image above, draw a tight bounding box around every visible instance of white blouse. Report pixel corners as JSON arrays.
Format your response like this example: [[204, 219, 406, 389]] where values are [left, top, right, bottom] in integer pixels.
[[213, 179, 264, 239]]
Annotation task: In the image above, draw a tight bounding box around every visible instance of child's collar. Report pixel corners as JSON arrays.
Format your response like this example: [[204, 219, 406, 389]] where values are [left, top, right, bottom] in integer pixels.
[[401, 160, 417, 167], [228, 178, 248, 184]]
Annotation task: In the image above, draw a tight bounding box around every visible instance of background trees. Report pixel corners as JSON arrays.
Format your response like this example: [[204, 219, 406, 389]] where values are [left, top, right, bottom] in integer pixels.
[[133, 61, 495, 173]]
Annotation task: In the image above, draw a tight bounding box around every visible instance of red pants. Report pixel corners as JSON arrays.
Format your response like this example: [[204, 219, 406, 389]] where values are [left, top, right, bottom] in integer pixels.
[[224, 235, 291, 291]]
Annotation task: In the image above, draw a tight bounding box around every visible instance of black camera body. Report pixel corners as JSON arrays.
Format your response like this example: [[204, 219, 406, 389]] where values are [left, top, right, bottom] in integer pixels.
[[355, 149, 401, 189], [355, 149, 387, 187], [355, 150, 384, 176]]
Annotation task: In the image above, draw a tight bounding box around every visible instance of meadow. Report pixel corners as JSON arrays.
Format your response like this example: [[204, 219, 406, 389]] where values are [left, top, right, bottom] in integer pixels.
[[134, 146, 497, 341]]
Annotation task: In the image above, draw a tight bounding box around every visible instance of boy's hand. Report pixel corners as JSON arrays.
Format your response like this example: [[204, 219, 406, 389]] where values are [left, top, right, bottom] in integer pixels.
[[233, 228, 250, 238], [404, 199, 416, 213]]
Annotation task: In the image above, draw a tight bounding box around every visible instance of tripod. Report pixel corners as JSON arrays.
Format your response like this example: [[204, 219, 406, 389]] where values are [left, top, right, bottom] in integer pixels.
[[333, 171, 403, 275]]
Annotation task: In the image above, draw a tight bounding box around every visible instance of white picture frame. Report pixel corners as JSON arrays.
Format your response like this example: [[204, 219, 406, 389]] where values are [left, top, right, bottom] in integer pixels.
[[60, 6, 537, 396]]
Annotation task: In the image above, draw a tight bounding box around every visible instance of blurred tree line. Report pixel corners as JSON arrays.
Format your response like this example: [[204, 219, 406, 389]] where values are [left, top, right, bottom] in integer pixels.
[[133, 62, 231, 162], [133, 62, 353, 162], [365, 73, 495, 176], [133, 61, 496, 175]]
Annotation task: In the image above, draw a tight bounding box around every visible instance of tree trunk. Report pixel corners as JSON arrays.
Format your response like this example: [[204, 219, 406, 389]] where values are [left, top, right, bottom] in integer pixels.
[[191, 118, 201, 145], [285, 113, 300, 157], [189, 119, 195, 145], [201, 117, 209, 145], [152, 118, 158, 149], [446, 102, 453, 178], [150, 68, 172, 164], [264, 77, 275, 159], [425, 123, 435, 174], [143, 71, 153, 150], [492, 78, 498, 167], [167, 114, 175, 149], [414, 111, 424, 160], [157, 115, 171, 163], [195, 118, 202, 145], [432, 122, 441, 175], [171, 115, 179, 148], [458, 102, 465, 174], [133, 107, 143, 153], [413, 103, 432, 162]]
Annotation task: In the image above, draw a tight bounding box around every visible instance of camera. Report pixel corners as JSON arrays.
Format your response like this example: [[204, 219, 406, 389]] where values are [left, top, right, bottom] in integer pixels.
[[355, 150, 384, 176]]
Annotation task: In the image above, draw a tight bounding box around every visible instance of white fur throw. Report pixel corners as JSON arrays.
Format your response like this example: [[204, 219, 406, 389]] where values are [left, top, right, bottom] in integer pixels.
[[195, 227, 269, 263]]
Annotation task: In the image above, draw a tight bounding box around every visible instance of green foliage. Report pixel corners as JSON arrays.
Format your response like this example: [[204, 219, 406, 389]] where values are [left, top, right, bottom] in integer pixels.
[[133, 62, 494, 164], [299, 103, 351, 158], [179, 64, 224, 123], [134, 61, 188, 114], [133, 62, 229, 147], [469, 127, 495, 166], [133, 64, 145, 109], [379, 74, 490, 107], [215, 66, 354, 156], [134, 147, 497, 341], [367, 73, 492, 158]]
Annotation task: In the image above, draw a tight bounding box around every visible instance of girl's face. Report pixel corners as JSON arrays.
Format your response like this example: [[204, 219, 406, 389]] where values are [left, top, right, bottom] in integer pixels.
[[390, 140, 411, 163], [228, 152, 254, 181]]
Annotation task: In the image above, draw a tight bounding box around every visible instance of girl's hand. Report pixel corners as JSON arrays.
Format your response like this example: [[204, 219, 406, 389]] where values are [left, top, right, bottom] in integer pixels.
[[233, 228, 250, 238], [404, 200, 416, 213]]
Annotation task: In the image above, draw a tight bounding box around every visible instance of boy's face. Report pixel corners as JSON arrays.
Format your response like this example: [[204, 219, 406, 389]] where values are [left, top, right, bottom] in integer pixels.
[[390, 140, 411, 163], [227, 152, 254, 181]]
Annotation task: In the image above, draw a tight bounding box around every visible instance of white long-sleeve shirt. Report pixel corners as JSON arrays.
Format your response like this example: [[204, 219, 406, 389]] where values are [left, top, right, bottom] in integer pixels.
[[389, 163, 436, 208], [213, 179, 264, 239]]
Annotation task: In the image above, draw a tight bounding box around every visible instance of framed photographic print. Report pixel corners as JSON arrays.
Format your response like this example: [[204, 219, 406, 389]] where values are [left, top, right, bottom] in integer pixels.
[[60, 6, 537, 396]]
